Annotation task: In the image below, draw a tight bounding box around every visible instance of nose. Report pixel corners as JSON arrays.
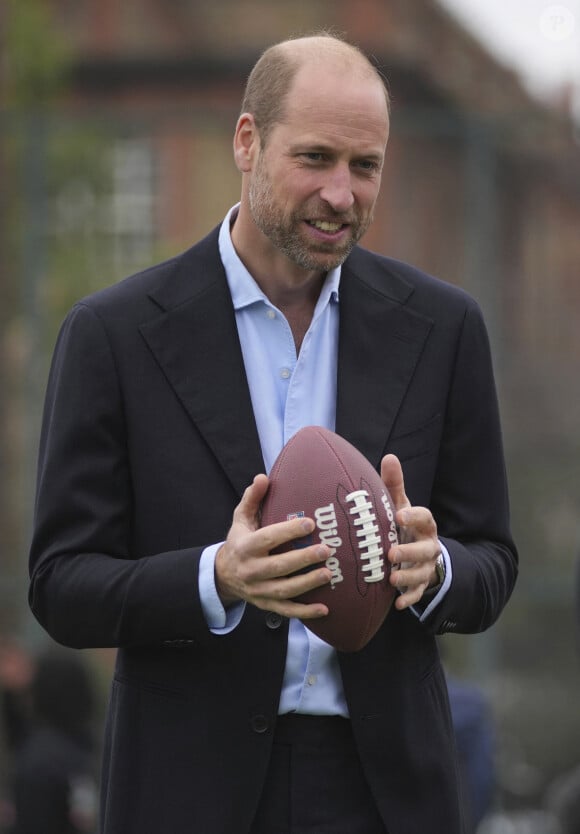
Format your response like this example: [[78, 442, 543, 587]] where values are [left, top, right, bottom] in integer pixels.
[[319, 164, 355, 213]]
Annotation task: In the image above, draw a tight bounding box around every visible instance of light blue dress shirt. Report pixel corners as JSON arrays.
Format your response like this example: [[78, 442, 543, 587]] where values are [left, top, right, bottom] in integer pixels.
[[198, 205, 451, 716]]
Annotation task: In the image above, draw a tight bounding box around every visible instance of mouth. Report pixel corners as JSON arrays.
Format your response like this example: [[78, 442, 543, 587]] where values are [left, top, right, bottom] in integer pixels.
[[307, 219, 349, 234]]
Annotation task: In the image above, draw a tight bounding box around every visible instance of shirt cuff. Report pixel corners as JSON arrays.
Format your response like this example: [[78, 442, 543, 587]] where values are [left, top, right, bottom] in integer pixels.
[[199, 543, 245, 634], [410, 541, 452, 622]]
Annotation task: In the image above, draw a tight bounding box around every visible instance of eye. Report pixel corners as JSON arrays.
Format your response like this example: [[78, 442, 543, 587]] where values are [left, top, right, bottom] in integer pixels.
[[302, 152, 327, 163], [354, 159, 381, 173]]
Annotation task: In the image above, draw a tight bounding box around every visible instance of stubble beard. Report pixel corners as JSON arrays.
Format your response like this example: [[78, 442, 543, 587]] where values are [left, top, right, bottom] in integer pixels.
[[248, 156, 373, 272]]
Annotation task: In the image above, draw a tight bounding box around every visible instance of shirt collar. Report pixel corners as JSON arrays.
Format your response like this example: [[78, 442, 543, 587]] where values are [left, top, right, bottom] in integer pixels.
[[218, 203, 341, 312]]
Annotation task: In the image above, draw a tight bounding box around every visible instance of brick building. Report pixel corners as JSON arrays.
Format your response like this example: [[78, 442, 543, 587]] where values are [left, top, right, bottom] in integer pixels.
[[1, 0, 577, 609], [1, 0, 578, 617], [39, 0, 580, 363], [2, 0, 580, 801]]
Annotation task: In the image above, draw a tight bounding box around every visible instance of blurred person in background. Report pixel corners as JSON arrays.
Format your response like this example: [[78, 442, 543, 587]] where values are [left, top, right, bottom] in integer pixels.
[[539, 556, 580, 834], [447, 674, 497, 832], [27, 32, 517, 834], [1, 646, 98, 834], [0, 640, 34, 831], [0, 641, 34, 761]]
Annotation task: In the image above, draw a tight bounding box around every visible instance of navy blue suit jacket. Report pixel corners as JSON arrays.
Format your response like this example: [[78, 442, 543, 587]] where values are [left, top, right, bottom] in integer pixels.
[[29, 227, 517, 834]]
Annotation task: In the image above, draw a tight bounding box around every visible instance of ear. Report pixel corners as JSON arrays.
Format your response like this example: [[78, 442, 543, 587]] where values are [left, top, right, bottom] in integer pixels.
[[233, 113, 260, 173]]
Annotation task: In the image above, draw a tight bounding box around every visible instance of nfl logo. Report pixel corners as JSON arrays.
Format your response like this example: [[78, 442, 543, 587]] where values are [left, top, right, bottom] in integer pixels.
[[287, 511, 312, 549]]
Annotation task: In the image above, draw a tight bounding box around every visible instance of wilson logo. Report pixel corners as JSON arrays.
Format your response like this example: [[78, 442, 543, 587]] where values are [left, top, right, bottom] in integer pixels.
[[313, 503, 344, 589], [381, 493, 398, 546]]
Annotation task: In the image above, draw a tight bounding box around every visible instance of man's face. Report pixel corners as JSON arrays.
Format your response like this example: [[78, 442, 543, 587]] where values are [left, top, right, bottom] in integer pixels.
[[247, 64, 389, 273]]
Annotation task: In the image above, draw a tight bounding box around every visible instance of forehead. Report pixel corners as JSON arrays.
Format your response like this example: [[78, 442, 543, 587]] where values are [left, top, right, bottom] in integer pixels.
[[275, 62, 389, 152]]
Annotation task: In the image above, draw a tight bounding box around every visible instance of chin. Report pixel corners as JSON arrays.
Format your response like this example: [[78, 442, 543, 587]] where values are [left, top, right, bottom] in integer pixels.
[[300, 241, 356, 271]]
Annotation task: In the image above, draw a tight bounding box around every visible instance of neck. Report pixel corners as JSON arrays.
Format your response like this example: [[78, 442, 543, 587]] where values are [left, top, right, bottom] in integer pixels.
[[230, 203, 325, 310], [280, 288, 327, 354]]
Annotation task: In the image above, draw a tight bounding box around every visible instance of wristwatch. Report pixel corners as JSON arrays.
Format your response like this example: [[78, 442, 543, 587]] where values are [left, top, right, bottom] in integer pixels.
[[417, 552, 447, 604], [432, 552, 445, 590]]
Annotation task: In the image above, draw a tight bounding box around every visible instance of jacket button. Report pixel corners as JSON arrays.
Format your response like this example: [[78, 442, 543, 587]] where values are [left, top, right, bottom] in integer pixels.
[[265, 613, 283, 630], [250, 714, 270, 734]]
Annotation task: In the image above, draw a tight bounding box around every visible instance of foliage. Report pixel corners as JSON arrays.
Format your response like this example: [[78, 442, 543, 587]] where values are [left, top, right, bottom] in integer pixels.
[[2, 0, 71, 107]]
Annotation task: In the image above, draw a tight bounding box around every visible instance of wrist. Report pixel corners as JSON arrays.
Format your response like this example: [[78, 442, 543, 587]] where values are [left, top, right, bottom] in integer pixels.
[[214, 546, 240, 607], [429, 552, 446, 591]]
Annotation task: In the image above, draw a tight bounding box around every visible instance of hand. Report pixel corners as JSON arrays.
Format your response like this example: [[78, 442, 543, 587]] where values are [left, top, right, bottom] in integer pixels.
[[381, 454, 441, 610], [215, 474, 331, 619]]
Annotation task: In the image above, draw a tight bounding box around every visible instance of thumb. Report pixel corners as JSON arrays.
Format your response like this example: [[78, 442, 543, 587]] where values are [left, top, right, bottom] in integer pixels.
[[233, 473, 270, 530], [380, 454, 411, 514]]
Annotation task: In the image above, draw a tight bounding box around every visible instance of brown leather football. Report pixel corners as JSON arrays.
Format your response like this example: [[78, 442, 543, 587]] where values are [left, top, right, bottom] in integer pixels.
[[260, 426, 398, 652]]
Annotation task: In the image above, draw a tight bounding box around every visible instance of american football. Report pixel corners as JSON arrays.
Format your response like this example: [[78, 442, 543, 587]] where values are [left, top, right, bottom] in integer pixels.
[[260, 426, 398, 652]]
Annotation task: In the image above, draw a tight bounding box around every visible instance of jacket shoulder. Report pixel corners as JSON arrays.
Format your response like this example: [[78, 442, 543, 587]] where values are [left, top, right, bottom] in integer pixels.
[[346, 247, 480, 317], [73, 226, 223, 320]]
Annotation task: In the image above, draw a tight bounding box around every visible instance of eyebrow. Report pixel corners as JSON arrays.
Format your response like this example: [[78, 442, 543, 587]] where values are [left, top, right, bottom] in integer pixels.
[[291, 142, 385, 161]]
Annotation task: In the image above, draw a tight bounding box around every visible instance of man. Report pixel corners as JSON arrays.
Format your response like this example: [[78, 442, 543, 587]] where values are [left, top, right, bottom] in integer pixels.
[[29, 33, 518, 834]]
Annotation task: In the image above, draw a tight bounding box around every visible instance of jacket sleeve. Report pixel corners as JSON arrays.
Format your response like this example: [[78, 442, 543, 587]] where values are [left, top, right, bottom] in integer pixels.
[[422, 300, 518, 635], [28, 304, 212, 650]]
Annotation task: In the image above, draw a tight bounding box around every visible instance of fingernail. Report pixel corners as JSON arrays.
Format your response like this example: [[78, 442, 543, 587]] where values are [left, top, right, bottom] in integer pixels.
[[301, 518, 314, 533]]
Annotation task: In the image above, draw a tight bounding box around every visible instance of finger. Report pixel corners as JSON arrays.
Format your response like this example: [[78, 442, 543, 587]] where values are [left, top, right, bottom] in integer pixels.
[[217, 517, 321, 606], [389, 536, 439, 569], [242, 554, 332, 619], [390, 559, 434, 591], [250, 563, 332, 610], [380, 454, 411, 514], [253, 597, 330, 621], [253, 541, 329, 582], [393, 583, 430, 611], [398, 506, 438, 538], [233, 474, 270, 529], [256, 515, 317, 556]]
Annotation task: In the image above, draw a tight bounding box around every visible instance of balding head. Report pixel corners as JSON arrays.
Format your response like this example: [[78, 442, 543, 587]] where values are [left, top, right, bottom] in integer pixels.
[[240, 33, 390, 147]]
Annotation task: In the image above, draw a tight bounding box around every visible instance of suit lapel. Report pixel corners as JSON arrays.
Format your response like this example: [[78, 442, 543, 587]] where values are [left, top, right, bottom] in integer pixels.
[[138, 231, 434, 491], [336, 252, 434, 469], [139, 231, 265, 498]]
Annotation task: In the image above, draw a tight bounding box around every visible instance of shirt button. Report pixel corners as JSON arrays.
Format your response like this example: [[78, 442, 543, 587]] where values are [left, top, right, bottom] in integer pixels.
[[265, 613, 283, 630], [266, 309, 276, 319], [250, 714, 270, 734], [280, 368, 291, 379], [307, 675, 317, 687]]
